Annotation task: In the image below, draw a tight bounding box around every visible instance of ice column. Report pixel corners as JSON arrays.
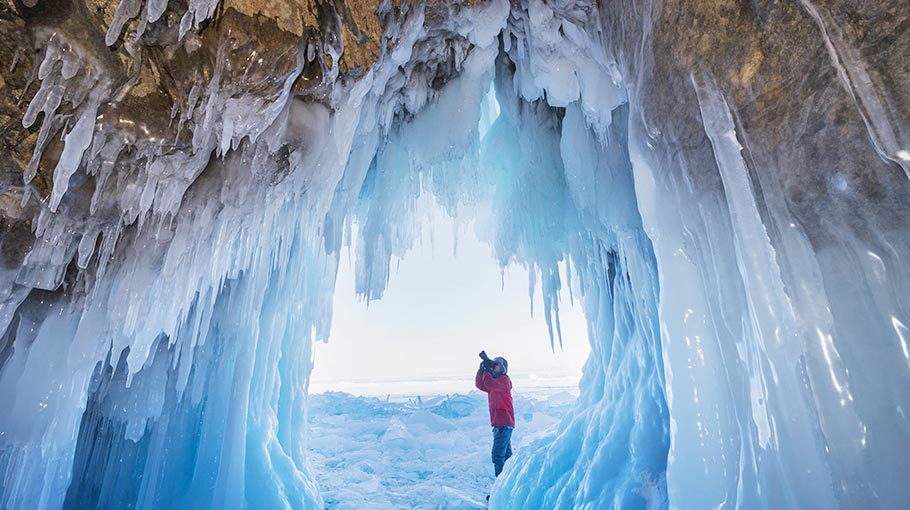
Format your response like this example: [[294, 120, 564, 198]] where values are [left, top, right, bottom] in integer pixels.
[[485, 50, 670, 508]]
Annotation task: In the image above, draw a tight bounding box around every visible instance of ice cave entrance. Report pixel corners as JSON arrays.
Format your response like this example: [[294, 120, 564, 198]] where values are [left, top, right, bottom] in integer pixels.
[[310, 84, 588, 398], [310, 205, 589, 397], [306, 198, 589, 509]]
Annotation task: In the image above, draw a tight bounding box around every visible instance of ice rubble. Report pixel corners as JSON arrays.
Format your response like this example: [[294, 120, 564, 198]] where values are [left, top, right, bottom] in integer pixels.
[[2, 0, 910, 509], [306, 391, 574, 510]]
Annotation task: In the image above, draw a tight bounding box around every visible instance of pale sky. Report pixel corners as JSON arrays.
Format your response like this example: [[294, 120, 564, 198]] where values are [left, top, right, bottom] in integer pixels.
[[309, 203, 590, 397]]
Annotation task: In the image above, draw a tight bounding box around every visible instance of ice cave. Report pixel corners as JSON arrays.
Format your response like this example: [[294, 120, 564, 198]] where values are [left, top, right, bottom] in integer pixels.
[[1, 0, 909, 509]]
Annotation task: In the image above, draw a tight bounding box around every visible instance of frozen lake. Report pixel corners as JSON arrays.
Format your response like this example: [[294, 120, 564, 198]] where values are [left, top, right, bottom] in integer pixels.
[[307, 389, 578, 510]]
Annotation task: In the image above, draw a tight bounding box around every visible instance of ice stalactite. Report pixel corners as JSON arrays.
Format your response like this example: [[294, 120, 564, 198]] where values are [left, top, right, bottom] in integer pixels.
[[488, 0, 910, 509], [798, 0, 910, 179], [1, 1, 512, 509], [619, 1, 910, 508], [0, 97, 342, 509], [480, 4, 670, 508], [486, 91, 670, 509]]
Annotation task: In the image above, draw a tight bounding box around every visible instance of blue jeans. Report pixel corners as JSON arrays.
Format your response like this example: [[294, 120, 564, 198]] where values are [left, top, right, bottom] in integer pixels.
[[491, 426, 513, 476]]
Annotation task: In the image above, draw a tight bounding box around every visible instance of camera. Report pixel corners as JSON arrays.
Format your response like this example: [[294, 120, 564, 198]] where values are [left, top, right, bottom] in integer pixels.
[[478, 350, 495, 372]]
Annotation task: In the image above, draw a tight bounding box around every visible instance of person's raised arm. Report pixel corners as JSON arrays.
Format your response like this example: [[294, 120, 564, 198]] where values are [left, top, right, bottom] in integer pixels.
[[475, 363, 489, 392]]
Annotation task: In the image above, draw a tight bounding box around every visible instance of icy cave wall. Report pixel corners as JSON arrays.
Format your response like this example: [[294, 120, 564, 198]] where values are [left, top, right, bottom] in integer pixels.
[[1, 1, 910, 510]]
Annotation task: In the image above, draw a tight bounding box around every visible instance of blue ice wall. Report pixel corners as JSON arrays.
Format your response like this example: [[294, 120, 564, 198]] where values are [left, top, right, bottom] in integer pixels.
[[482, 50, 669, 508]]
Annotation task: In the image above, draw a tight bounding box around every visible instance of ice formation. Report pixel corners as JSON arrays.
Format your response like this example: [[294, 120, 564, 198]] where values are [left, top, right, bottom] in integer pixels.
[[306, 390, 575, 510], [1, 0, 909, 509]]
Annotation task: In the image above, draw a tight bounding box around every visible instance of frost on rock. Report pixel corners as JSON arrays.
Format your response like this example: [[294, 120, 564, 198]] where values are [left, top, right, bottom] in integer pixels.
[[2, 1, 910, 510]]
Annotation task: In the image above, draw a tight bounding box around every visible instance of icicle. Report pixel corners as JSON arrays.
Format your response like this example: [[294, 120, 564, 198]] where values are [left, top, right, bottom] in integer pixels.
[[105, 0, 142, 46], [49, 87, 104, 212]]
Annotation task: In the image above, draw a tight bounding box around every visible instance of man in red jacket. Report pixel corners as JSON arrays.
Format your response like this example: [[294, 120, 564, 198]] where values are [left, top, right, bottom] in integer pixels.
[[475, 351, 514, 477]]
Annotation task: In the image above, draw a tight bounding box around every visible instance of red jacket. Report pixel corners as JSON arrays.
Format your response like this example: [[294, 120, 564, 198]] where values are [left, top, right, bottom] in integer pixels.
[[475, 371, 515, 427]]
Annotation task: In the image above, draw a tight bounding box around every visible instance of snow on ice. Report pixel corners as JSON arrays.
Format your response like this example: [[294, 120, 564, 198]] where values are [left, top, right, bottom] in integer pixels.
[[307, 390, 575, 510]]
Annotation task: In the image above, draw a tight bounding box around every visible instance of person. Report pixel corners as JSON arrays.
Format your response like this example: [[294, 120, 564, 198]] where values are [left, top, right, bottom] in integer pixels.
[[475, 350, 514, 478]]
